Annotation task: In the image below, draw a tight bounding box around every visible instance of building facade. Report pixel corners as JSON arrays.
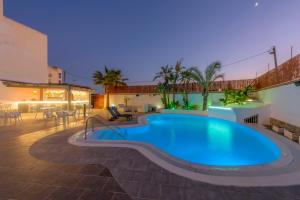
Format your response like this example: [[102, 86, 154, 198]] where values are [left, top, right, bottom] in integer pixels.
[[0, 0, 91, 111], [48, 66, 64, 84]]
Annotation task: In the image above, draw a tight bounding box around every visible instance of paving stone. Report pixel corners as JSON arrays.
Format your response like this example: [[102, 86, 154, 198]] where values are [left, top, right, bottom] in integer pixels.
[[103, 178, 126, 193], [100, 168, 114, 177], [50, 173, 83, 187], [77, 175, 109, 190], [137, 182, 161, 199], [119, 180, 140, 197], [79, 189, 114, 200], [16, 183, 56, 200], [112, 193, 133, 200], [132, 171, 152, 182], [46, 187, 85, 200], [118, 169, 135, 180], [0, 181, 30, 199], [79, 164, 106, 175], [160, 185, 183, 200]]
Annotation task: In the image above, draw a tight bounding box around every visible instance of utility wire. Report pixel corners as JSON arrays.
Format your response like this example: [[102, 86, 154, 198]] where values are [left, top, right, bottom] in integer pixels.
[[64, 49, 271, 83], [223, 50, 269, 67]]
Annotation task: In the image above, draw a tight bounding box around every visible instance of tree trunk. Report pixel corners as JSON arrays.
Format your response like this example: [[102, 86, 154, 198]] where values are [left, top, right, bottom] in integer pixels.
[[202, 92, 208, 111], [162, 92, 167, 108], [172, 93, 175, 104], [186, 92, 189, 107]]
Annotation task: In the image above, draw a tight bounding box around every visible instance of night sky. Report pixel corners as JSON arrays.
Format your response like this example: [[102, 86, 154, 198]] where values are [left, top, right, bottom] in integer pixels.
[[4, 0, 300, 91]]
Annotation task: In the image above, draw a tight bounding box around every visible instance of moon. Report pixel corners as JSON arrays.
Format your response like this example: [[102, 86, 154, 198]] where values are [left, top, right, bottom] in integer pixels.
[[254, 2, 259, 7]]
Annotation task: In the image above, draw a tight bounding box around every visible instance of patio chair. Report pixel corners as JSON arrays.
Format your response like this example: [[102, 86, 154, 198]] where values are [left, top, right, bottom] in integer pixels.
[[109, 107, 132, 121], [56, 111, 69, 124], [0, 111, 7, 124], [7, 111, 22, 124], [43, 110, 57, 125], [66, 109, 77, 121]]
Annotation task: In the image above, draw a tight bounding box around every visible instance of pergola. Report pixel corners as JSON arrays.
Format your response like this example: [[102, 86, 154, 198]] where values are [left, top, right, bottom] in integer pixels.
[[1, 80, 93, 111]]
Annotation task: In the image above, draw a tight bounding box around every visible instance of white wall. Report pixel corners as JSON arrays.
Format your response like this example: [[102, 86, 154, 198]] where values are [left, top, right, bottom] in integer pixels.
[[0, 16, 48, 83], [0, 2, 49, 103], [257, 83, 300, 126], [107, 92, 224, 111]]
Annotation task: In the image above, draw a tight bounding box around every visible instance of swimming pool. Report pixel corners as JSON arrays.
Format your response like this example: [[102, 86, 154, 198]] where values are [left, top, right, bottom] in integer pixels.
[[90, 114, 281, 167]]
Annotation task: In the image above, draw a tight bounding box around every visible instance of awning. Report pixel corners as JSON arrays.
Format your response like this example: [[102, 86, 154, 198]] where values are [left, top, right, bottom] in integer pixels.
[[0, 79, 92, 92]]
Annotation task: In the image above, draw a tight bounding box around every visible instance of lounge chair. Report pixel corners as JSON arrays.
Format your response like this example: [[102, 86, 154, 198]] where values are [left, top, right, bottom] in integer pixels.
[[108, 107, 132, 121]]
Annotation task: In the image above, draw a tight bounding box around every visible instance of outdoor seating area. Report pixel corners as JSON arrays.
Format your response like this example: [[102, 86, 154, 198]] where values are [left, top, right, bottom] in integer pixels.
[[0, 103, 22, 125], [0, 101, 92, 126]]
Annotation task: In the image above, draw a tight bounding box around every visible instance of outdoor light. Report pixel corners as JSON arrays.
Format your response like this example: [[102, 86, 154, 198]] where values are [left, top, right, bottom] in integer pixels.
[[208, 106, 232, 111]]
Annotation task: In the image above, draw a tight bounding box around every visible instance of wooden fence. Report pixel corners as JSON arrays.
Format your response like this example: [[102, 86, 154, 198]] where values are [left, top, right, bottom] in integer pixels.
[[106, 54, 300, 94], [106, 79, 254, 94], [91, 94, 104, 108], [255, 55, 300, 89]]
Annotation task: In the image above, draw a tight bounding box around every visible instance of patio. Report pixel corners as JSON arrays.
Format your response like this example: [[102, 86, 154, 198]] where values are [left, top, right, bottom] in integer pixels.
[[1, 117, 300, 200]]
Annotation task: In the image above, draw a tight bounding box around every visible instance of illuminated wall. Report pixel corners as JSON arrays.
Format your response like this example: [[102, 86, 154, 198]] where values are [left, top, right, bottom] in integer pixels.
[[0, 0, 48, 102], [0, 83, 40, 103], [257, 83, 300, 126], [72, 90, 89, 101], [107, 93, 224, 112]]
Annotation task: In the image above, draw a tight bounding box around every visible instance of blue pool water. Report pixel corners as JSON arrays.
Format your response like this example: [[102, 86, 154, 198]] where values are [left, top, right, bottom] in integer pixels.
[[91, 114, 281, 166]]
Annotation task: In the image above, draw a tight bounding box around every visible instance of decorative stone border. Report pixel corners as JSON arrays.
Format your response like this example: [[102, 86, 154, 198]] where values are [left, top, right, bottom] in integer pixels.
[[69, 114, 300, 187]]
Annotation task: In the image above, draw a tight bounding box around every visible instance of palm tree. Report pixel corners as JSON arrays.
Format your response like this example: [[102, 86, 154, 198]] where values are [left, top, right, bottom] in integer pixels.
[[170, 59, 185, 104], [191, 62, 224, 111], [93, 66, 128, 108], [153, 65, 173, 107], [179, 68, 194, 109], [157, 82, 168, 108]]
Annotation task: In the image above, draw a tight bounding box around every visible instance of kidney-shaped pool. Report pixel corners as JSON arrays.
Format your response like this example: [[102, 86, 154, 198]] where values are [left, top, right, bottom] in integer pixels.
[[90, 114, 281, 167]]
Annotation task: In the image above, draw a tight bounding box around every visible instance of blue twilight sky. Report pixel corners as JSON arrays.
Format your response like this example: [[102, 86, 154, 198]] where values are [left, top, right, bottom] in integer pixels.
[[4, 0, 300, 90]]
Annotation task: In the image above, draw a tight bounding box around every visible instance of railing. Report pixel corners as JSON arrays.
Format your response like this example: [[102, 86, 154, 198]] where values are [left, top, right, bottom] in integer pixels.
[[84, 115, 127, 140]]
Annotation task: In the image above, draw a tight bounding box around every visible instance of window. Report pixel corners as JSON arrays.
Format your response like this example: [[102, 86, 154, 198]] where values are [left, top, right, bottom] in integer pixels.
[[48, 73, 52, 78], [58, 73, 62, 79]]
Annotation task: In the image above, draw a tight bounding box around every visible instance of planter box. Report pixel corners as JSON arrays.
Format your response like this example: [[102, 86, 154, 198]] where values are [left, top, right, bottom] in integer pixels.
[[284, 129, 298, 142], [272, 125, 284, 135], [160, 109, 207, 116]]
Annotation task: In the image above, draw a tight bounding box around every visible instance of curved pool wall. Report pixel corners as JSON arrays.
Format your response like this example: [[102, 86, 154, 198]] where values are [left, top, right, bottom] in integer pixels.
[[69, 113, 300, 186], [90, 114, 280, 167]]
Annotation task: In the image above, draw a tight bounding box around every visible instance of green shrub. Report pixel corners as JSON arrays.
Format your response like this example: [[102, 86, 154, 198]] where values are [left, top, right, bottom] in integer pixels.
[[220, 85, 253, 105]]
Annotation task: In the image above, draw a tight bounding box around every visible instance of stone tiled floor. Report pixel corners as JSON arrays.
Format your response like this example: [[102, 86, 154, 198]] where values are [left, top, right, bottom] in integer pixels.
[[0, 122, 133, 200], [30, 126, 300, 200], [2, 118, 300, 199]]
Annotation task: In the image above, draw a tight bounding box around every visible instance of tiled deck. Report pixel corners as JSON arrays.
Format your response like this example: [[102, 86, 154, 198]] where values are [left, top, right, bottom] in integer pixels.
[[1, 118, 300, 199], [0, 120, 133, 200]]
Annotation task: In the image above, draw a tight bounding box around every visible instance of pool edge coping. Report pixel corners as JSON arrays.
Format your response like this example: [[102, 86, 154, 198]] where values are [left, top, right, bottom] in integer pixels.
[[68, 113, 300, 187]]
